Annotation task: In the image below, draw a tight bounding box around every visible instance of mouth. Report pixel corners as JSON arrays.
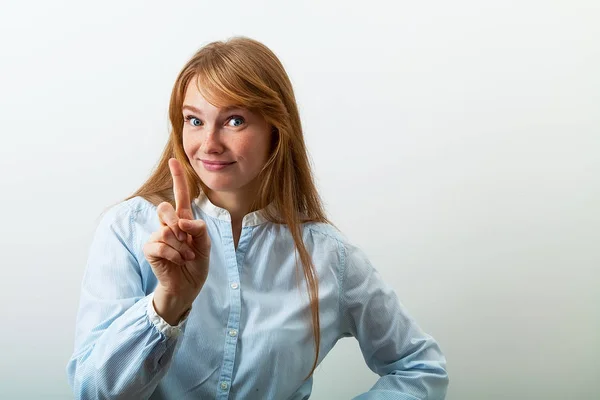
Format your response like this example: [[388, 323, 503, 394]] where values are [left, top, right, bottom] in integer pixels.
[[200, 160, 236, 171]]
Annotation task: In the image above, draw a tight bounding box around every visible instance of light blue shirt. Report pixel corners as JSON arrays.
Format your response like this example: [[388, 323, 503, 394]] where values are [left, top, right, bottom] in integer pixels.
[[67, 194, 448, 399]]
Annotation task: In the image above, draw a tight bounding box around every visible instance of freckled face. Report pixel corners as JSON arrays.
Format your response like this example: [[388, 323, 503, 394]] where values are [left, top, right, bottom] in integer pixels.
[[181, 79, 272, 197]]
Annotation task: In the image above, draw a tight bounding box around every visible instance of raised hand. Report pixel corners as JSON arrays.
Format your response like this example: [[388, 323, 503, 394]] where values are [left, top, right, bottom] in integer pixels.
[[143, 158, 211, 325]]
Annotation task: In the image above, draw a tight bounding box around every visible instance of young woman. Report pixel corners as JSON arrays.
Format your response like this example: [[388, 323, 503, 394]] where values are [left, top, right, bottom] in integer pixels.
[[67, 36, 448, 399]]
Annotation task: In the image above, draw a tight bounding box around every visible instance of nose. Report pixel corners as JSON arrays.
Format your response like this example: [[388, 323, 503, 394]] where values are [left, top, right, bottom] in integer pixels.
[[201, 128, 225, 155]]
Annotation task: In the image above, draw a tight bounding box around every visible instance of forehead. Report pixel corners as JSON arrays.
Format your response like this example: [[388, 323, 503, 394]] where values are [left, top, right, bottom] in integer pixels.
[[183, 76, 238, 112]]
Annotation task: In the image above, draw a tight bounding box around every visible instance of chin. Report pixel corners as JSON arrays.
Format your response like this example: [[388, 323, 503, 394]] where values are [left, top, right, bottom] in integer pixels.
[[199, 176, 239, 192]]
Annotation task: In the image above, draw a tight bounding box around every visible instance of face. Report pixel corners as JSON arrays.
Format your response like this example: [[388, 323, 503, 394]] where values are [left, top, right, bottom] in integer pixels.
[[181, 79, 272, 199]]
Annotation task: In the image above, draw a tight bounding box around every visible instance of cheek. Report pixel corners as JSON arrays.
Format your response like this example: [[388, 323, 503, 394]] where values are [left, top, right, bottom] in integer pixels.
[[182, 132, 197, 157], [260, 136, 273, 163], [238, 137, 270, 167]]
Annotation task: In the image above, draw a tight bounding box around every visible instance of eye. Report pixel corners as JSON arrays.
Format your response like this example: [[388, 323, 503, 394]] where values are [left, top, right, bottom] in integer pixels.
[[227, 116, 245, 127], [184, 115, 202, 127]]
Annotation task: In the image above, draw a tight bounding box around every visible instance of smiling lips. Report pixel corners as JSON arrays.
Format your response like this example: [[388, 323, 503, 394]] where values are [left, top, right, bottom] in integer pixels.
[[200, 160, 236, 171]]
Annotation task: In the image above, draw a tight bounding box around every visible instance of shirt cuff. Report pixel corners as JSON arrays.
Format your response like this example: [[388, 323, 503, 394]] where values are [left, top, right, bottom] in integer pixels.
[[146, 292, 191, 338]]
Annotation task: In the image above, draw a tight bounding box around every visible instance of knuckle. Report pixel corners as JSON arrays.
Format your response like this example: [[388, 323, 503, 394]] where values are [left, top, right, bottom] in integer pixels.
[[174, 240, 184, 251], [157, 202, 176, 223], [160, 226, 172, 241], [170, 252, 183, 264], [157, 201, 171, 212], [183, 243, 194, 254], [156, 243, 169, 257]]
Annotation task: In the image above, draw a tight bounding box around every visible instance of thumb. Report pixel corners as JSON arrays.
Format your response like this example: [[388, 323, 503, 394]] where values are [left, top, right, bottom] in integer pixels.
[[178, 219, 210, 256]]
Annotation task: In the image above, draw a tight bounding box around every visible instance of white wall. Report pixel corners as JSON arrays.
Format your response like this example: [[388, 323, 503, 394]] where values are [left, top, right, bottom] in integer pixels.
[[1, 1, 598, 399]]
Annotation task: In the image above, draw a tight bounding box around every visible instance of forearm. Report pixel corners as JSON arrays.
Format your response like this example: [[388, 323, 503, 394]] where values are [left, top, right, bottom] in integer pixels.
[[67, 294, 184, 399], [352, 323, 448, 399], [353, 363, 448, 400], [352, 315, 448, 399]]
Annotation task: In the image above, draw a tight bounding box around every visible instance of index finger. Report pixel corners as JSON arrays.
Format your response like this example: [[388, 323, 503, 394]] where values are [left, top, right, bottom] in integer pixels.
[[168, 158, 193, 220]]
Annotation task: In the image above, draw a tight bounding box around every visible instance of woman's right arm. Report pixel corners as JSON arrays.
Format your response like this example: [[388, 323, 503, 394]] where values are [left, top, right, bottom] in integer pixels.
[[67, 160, 210, 399], [66, 201, 185, 400]]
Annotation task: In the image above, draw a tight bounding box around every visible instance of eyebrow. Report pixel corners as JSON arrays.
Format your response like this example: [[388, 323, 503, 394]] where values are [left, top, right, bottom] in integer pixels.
[[182, 104, 243, 115]]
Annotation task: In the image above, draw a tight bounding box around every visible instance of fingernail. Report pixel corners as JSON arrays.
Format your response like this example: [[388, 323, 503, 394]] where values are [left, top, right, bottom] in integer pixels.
[[178, 232, 186, 241], [186, 250, 195, 260]]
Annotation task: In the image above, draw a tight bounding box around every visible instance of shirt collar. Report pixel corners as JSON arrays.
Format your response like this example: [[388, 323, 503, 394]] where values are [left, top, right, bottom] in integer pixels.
[[193, 191, 269, 227]]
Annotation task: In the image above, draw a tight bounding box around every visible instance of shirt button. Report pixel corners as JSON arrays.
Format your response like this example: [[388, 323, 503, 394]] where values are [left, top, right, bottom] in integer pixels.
[[220, 382, 228, 390], [229, 329, 238, 337], [230, 282, 239, 289]]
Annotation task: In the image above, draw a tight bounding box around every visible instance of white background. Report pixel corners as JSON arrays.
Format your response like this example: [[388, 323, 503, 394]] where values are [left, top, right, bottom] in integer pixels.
[[1, 1, 598, 399]]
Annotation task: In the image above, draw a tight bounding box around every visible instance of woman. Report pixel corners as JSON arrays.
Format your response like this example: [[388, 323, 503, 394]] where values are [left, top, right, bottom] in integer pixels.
[[67, 36, 448, 399]]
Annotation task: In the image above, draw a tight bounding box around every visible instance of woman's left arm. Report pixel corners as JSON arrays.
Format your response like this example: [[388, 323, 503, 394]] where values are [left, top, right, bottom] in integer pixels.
[[340, 243, 449, 400]]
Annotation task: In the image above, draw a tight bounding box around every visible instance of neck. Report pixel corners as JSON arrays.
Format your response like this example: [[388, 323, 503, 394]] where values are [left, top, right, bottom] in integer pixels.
[[205, 189, 256, 224]]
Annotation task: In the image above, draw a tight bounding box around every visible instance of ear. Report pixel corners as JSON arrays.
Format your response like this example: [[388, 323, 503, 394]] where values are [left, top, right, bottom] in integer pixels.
[[270, 126, 279, 151]]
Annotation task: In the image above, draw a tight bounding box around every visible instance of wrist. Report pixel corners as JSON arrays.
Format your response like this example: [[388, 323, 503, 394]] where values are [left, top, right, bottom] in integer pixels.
[[153, 286, 192, 326]]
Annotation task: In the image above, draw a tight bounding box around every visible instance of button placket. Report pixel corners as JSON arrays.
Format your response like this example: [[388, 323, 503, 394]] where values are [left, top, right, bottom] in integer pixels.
[[215, 222, 251, 399]]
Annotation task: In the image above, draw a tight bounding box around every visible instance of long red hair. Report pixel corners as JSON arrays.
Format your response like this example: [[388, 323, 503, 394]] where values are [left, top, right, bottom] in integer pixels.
[[126, 36, 328, 379]]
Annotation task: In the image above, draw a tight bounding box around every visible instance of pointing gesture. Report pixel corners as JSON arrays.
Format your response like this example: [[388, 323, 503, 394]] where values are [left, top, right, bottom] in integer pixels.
[[170, 158, 194, 221], [143, 158, 211, 325]]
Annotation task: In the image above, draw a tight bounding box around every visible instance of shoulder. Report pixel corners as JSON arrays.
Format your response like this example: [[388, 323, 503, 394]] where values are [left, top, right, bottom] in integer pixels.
[[95, 196, 158, 235], [87, 197, 160, 263], [306, 223, 378, 280], [303, 223, 364, 256], [302, 222, 367, 266], [101, 196, 156, 220], [302, 222, 347, 248], [302, 223, 379, 302]]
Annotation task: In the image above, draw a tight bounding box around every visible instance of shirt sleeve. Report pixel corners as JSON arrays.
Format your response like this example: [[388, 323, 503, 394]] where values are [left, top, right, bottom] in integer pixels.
[[340, 243, 449, 400], [66, 201, 187, 399]]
